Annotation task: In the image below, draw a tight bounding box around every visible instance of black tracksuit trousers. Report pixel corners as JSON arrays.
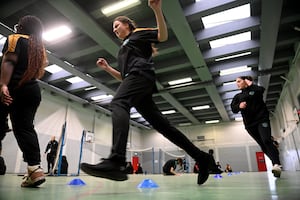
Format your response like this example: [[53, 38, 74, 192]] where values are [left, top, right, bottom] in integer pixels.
[[0, 81, 41, 166], [246, 121, 281, 165], [108, 72, 207, 165]]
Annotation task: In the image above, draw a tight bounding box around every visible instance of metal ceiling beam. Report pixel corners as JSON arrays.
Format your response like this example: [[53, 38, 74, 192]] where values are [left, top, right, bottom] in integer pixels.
[[184, 0, 250, 21], [163, 0, 229, 121], [195, 16, 260, 43], [156, 82, 200, 124], [45, 0, 119, 95], [0, 0, 37, 18], [47, 52, 115, 95], [66, 45, 103, 60], [47, 0, 119, 57], [46, 0, 203, 125], [203, 40, 260, 61], [258, 0, 283, 99], [209, 56, 258, 73]]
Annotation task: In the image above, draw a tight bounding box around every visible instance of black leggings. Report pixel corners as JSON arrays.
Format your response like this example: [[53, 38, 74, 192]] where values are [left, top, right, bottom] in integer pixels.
[[108, 72, 206, 164], [0, 81, 41, 166], [246, 121, 281, 165]]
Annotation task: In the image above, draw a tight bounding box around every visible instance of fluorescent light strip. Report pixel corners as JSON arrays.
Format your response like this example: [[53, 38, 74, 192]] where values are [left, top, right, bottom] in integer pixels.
[[168, 77, 192, 86], [220, 65, 251, 76], [85, 86, 97, 91], [91, 94, 113, 101], [178, 122, 192, 126], [192, 105, 210, 110], [205, 120, 220, 124], [43, 25, 72, 42], [215, 52, 251, 62], [162, 110, 176, 115], [101, 0, 141, 16]]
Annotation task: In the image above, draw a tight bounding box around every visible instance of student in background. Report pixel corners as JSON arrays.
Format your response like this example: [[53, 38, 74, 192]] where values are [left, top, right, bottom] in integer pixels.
[[163, 158, 183, 176], [44, 136, 58, 174], [135, 163, 143, 174], [225, 163, 233, 173], [231, 76, 282, 178]]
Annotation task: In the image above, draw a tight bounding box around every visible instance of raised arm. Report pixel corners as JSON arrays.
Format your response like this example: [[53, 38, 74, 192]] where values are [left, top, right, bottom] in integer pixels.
[[148, 0, 168, 42]]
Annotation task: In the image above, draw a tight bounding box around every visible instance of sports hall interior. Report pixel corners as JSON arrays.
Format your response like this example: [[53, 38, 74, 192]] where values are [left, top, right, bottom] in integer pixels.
[[0, 0, 299, 199]]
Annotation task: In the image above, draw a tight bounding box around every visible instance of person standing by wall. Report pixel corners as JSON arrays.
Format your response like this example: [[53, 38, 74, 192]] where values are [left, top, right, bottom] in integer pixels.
[[44, 136, 58, 174], [0, 15, 48, 187], [80, 0, 214, 185], [231, 76, 282, 177]]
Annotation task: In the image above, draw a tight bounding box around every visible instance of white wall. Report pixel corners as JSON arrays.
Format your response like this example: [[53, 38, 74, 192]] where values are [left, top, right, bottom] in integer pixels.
[[141, 121, 262, 173], [2, 89, 143, 174], [270, 43, 300, 171]]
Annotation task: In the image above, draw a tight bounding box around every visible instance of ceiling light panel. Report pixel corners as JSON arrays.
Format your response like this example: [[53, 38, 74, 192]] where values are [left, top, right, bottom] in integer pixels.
[[43, 25, 72, 42], [210, 32, 251, 48], [45, 64, 63, 74], [66, 76, 84, 84], [220, 65, 251, 76], [101, 0, 141, 16], [202, 4, 250, 28]]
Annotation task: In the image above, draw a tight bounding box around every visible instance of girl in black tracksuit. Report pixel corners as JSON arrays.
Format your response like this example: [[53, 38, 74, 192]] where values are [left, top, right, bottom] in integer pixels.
[[80, 0, 212, 185], [231, 76, 281, 177]]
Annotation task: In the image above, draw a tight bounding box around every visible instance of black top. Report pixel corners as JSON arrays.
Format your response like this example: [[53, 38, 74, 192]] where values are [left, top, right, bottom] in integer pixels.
[[117, 28, 158, 80], [2, 34, 30, 88], [45, 140, 59, 156], [163, 159, 176, 173], [231, 84, 269, 127]]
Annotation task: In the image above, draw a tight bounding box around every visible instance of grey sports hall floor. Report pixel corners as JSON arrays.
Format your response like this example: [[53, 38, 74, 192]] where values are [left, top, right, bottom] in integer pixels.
[[0, 172, 299, 200]]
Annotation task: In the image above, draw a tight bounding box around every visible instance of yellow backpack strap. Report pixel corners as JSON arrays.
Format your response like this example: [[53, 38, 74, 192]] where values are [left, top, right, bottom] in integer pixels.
[[6, 34, 29, 53]]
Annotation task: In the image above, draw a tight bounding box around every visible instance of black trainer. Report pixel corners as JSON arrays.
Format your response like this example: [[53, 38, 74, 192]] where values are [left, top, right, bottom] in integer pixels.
[[196, 153, 213, 185], [80, 158, 128, 181]]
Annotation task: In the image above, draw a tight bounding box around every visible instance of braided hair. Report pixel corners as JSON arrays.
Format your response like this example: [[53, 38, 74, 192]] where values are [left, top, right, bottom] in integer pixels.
[[16, 15, 47, 86]]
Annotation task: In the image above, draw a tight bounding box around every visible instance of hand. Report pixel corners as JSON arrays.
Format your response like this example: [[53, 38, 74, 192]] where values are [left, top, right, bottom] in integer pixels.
[[0, 85, 13, 106], [96, 58, 109, 70], [148, 0, 162, 11], [245, 79, 252, 86], [239, 101, 247, 109]]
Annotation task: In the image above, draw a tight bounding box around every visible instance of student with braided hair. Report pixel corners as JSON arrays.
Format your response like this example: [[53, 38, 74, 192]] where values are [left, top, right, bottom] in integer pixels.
[[0, 15, 48, 187]]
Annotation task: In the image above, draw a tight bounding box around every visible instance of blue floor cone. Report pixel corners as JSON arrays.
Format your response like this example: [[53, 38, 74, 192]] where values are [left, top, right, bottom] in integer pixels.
[[137, 179, 159, 188], [213, 174, 223, 179], [68, 178, 86, 186]]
